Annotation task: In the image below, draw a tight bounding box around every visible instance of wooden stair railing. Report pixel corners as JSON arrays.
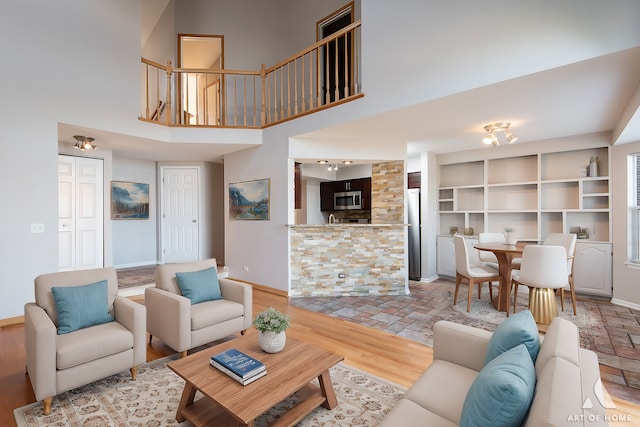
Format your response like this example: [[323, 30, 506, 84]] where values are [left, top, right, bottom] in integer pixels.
[[140, 21, 362, 129]]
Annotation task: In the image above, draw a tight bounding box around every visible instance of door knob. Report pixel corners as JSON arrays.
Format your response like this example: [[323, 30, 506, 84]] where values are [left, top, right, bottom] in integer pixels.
[[192, 219, 197, 223]]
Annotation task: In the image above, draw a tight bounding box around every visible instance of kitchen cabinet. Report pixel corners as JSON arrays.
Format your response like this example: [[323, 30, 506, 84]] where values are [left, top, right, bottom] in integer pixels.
[[573, 241, 612, 297], [319, 177, 372, 211], [320, 181, 335, 211], [437, 235, 478, 278]]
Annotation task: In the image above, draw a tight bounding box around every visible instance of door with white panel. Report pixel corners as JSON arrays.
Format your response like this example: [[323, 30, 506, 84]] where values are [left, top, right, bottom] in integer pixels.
[[161, 167, 200, 263], [58, 155, 104, 271]]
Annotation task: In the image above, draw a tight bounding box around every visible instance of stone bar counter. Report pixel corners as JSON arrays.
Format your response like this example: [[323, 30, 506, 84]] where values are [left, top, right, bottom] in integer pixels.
[[287, 223, 408, 296]]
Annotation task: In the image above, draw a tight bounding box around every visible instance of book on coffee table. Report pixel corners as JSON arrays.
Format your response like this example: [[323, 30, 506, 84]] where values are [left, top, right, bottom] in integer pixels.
[[210, 348, 267, 385]]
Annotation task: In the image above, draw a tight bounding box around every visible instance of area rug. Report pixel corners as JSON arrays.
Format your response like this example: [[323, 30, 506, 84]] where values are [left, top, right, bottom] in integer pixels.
[[116, 265, 156, 289], [14, 355, 406, 427]]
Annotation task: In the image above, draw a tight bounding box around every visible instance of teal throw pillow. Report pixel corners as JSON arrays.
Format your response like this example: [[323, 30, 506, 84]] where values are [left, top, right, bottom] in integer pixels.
[[175, 267, 222, 304], [51, 280, 114, 335], [485, 309, 540, 365], [460, 344, 536, 427]]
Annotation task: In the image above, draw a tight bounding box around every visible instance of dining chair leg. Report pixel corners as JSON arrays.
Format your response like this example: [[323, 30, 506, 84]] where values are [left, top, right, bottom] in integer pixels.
[[512, 282, 519, 313], [560, 288, 566, 312], [569, 277, 577, 315], [454, 274, 462, 306], [488, 281, 493, 301], [467, 278, 474, 312]]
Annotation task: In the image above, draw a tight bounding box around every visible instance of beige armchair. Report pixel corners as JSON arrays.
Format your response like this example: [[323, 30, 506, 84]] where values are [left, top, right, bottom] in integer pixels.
[[145, 259, 252, 358], [25, 267, 146, 415]]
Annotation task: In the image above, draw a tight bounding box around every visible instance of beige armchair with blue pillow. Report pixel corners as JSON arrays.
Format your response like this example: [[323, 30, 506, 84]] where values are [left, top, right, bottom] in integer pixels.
[[25, 267, 146, 416], [145, 258, 252, 358]]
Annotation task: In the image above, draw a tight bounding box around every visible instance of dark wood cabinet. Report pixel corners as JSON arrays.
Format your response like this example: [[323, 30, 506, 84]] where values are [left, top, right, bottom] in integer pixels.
[[319, 178, 371, 211], [408, 172, 421, 189], [320, 181, 335, 211]]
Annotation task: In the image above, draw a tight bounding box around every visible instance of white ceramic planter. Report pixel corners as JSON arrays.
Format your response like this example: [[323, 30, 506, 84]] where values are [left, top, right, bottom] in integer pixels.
[[505, 233, 517, 245], [258, 330, 286, 353]]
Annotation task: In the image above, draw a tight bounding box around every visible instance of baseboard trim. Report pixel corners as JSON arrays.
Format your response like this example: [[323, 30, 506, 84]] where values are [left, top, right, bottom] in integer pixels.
[[611, 298, 640, 311], [229, 277, 289, 298], [0, 315, 24, 327]]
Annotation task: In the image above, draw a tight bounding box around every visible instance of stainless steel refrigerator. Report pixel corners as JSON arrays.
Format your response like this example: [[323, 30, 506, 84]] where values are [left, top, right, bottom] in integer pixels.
[[407, 189, 421, 280]]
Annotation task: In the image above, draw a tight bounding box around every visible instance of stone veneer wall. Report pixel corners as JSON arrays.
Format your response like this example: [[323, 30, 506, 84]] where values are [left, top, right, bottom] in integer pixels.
[[289, 225, 406, 296], [290, 161, 407, 296], [371, 160, 404, 224]]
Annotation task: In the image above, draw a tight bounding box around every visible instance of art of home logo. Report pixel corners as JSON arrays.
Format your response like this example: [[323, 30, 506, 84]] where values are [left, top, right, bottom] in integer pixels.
[[567, 379, 632, 423]]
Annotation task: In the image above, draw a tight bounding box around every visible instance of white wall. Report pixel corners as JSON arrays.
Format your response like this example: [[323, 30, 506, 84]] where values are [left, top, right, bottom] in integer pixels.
[[112, 157, 158, 267]]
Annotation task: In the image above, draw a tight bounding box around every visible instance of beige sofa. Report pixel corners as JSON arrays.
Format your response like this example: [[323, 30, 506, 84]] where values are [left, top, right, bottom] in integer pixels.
[[25, 268, 146, 415], [379, 316, 607, 426], [145, 259, 252, 357]]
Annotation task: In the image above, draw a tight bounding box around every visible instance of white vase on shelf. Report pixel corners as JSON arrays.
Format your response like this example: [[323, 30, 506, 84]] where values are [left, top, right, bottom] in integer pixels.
[[505, 232, 517, 245]]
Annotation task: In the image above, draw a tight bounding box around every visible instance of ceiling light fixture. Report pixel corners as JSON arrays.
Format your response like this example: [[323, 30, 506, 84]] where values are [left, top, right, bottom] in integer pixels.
[[342, 160, 353, 164], [327, 164, 338, 171], [482, 122, 518, 146], [73, 135, 97, 151], [317, 160, 328, 164]]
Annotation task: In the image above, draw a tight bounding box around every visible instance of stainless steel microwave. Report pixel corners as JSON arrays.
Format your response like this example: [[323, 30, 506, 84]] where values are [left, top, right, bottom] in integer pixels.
[[334, 191, 362, 210]]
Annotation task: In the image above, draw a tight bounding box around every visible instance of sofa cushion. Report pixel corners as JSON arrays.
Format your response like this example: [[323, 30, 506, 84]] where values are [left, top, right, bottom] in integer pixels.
[[56, 321, 133, 369], [461, 344, 536, 427], [484, 309, 540, 365], [523, 356, 583, 427], [534, 316, 580, 377], [190, 299, 245, 330], [404, 359, 478, 425], [52, 280, 114, 334], [378, 399, 458, 427], [176, 267, 222, 304]]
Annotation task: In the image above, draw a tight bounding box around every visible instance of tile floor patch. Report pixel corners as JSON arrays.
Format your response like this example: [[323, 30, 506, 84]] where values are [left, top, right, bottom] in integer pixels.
[[630, 334, 640, 349]]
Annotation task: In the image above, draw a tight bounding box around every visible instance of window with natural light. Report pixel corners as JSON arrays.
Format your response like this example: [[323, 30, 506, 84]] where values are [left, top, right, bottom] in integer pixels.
[[631, 153, 640, 263]]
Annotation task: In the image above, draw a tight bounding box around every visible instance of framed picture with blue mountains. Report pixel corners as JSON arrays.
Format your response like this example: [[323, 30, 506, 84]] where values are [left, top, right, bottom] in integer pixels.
[[229, 178, 270, 220], [111, 181, 150, 219]]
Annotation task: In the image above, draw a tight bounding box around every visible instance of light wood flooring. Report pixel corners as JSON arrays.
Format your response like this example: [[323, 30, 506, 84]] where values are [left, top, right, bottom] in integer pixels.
[[1, 287, 638, 426]]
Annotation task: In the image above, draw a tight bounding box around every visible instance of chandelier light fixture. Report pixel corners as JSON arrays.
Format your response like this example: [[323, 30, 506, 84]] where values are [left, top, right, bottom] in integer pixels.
[[317, 160, 352, 171], [73, 135, 97, 151], [482, 122, 518, 146]]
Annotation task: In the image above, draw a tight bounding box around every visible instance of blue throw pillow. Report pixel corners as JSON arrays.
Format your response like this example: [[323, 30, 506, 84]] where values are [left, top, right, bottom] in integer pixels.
[[485, 310, 540, 365], [460, 344, 536, 427], [52, 280, 114, 335], [175, 267, 222, 304]]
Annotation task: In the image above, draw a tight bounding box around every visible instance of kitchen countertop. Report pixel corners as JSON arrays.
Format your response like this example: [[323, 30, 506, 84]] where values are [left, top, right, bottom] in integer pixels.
[[287, 223, 409, 227]]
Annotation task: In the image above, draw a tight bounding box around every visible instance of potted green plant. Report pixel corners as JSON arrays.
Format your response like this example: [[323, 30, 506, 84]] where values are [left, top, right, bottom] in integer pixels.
[[253, 307, 290, 353]]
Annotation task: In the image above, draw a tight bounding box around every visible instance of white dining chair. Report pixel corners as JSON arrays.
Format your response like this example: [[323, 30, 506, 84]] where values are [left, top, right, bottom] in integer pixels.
[[478, 232, 521, 271], [453, 235, 501, 313], [542, 233, 577, 315], [512, 245, 568, 324]]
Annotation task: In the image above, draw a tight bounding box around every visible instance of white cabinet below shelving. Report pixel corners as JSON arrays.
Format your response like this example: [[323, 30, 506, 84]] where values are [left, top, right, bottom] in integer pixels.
[[573, 241, 612, 297], [437, 235, 478, 278]]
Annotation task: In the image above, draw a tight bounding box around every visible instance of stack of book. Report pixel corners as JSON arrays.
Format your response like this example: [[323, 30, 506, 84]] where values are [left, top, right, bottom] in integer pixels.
[[210, 348, 267, 385]]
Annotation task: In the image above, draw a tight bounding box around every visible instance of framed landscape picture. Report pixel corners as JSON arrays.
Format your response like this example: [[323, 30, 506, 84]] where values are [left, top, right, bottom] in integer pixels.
[[111, 181, 150, 219], [229, 178, 270, 220]]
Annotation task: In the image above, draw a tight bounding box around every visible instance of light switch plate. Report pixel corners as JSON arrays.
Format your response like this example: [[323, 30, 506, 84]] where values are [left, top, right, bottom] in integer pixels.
[[31, 223, 45, 233]]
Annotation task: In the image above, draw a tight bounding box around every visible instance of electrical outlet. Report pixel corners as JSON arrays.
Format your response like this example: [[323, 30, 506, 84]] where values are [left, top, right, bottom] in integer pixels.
[[31, 223, 45, 234], [338, 273, 346, 278]]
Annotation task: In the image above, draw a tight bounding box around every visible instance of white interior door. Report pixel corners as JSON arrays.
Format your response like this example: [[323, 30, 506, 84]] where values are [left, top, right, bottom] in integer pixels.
[[161, 167, 200, 263], [58, 155, 104, 271]]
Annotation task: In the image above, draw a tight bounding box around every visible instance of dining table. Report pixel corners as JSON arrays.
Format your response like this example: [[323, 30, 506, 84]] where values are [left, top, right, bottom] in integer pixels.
[[473, 242, 528, 315]]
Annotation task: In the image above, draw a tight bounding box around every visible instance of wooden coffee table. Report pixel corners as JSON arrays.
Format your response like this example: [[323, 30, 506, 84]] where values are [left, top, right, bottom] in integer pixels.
[[167, 334, 344, 426]]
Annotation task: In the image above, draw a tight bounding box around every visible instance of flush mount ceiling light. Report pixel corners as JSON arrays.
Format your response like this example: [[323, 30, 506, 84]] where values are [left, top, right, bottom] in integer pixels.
[[482, 122, 518, 146], [73, 135, 97, 150], [317, 160, 328, 164]]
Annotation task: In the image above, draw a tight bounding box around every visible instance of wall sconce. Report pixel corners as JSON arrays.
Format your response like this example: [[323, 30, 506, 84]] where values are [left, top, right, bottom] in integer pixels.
[[482, 122, 518, 146], [73, 135, 97, 150]]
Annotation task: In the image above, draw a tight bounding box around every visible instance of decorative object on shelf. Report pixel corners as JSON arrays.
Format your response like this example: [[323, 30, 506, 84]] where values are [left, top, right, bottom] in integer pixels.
[[482, 122, 518, 146], [73, 135, 97, 151], [588, 156, 599, 177], [254, 307, 290, 353], [577, 227, 589, 239], [464, 227, 474, 236], [450, 226, 459, 235], [504, 227, 517, 245]]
